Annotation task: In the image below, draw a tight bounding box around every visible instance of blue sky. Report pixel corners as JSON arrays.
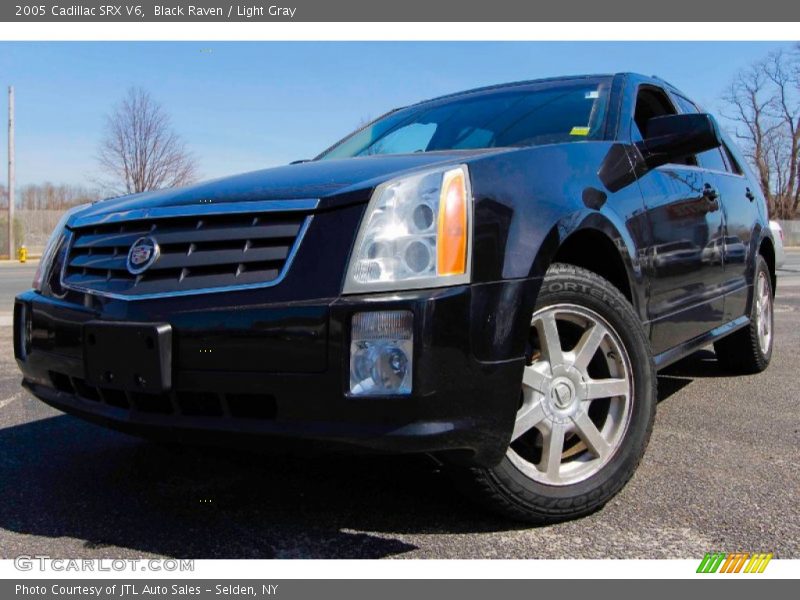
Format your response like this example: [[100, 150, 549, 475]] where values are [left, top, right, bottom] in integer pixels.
[[0, 41, 792, 187]]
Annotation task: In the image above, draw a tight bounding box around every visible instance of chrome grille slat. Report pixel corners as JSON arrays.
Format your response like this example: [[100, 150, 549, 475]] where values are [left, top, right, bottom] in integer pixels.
[[71, 231, 150, 249], [62, 207, 310, 299], [68, 254, 129, 271], [152, 246, 289, 270], [71, 221, 302, 249]]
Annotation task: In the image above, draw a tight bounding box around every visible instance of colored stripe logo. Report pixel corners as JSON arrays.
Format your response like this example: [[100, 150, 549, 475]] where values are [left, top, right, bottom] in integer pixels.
[[697, 552, 773, 573]]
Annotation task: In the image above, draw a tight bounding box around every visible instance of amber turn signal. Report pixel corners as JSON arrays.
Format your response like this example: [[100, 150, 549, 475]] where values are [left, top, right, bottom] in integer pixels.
[[437, 169, 468, 276]]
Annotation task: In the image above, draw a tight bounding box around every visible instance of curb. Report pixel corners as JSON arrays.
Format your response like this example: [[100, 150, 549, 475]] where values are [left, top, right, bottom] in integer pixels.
[[0, 260, 39, 267]]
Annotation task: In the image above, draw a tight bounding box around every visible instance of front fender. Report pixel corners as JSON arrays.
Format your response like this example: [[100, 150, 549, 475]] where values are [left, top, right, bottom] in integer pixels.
[[465, 141, 648, 309], [459, 142, 650, 371]]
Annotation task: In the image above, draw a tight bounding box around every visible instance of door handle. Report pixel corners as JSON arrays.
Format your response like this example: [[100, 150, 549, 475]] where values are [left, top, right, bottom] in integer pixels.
[[745, 187, 756, 201], [702, 183, 720, 212], [703, 183, 719, 200]]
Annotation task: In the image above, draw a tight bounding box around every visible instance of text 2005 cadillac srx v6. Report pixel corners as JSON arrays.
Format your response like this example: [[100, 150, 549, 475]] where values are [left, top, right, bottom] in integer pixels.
[[15, 73, 776, 522]]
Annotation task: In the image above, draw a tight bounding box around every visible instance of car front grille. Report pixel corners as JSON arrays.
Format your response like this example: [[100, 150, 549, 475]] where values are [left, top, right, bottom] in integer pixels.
[[62, 208, 310, 298]]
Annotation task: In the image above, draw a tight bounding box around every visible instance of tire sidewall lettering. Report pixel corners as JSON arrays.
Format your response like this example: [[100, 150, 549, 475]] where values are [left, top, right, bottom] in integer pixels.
[[544, 281, 621, 312]]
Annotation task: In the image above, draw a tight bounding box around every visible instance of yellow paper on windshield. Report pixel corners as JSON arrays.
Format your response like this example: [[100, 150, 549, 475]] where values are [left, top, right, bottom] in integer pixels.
[[570, 126, 590, 136]]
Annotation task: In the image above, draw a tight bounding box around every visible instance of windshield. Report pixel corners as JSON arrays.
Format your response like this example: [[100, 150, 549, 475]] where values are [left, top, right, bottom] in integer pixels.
[[317, 78, 612, 160]]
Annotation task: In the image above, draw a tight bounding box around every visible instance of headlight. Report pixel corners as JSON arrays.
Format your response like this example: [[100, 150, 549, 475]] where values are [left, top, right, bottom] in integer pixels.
[[33, 203, 89, 292], [343, 165, 472, 293]]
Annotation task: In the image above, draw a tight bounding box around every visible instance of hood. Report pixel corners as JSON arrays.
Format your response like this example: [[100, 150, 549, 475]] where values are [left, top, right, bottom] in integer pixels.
[[74, 149, 511, 223]]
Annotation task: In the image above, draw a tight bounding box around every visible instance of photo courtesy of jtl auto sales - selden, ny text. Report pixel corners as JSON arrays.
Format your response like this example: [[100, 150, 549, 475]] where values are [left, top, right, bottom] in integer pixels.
[[0, 0, 798, 597]]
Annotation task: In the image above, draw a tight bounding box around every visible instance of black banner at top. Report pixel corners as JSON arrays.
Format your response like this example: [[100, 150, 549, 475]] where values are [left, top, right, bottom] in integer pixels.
[[2, 0, 800, 22]]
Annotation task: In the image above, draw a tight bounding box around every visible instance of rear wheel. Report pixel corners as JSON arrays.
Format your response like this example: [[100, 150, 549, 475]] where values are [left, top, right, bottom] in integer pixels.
[[455, 263, 656, 523], [714, 255, 773, 374]]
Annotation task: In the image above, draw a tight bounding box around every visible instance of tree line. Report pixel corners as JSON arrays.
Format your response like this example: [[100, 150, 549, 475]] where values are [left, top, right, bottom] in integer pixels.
[[0, 182, 100, 211]]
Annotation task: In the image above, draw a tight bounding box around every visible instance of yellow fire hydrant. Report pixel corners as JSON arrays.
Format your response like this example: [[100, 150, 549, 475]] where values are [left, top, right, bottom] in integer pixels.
[[18, 245, 27, 263]]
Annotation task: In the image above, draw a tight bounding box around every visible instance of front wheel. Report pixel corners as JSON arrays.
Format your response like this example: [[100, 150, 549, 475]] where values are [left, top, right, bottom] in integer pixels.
[[455, 263, 657, 523]]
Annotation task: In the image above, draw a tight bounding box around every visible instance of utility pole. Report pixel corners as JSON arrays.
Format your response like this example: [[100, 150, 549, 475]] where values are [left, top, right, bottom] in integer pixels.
[[7, 85, 14, 259]]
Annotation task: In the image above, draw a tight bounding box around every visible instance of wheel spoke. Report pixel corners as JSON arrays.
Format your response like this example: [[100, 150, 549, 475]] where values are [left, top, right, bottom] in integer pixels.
[[511, 399, 547, 442], [539, 422, 566, 480], [571, 322, 607, 371], [759, 275, 771, 314], [571, 411, 612, 459], [535, 311, 564, 367], [522, 361, 549, 394], [585, 377, 628, 400]]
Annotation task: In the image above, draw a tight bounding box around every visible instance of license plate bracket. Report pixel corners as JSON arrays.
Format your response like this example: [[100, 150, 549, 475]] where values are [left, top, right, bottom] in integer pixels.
[[84, 322, 172, 393]]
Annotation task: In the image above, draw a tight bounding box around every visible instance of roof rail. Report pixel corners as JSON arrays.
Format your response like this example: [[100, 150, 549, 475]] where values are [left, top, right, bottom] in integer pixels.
[[651, 75, 680, 91]]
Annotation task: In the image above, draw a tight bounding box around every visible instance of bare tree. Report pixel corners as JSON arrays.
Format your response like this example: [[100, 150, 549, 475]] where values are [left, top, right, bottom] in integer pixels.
[[97, 87, 198, 195], [722, 48, 800, 219]]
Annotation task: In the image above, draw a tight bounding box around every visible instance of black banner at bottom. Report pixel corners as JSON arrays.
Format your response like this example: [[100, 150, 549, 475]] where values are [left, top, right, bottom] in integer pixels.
[[2, 580, 795, 600]]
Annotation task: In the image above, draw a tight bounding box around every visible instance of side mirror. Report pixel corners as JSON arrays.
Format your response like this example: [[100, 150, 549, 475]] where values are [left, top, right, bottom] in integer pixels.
[[640, 113, 722, 168]]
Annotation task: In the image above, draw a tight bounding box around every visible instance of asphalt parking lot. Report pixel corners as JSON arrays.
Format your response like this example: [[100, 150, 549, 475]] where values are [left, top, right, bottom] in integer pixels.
[[0, 254, 798, 560], [0, 262, 35, 325]]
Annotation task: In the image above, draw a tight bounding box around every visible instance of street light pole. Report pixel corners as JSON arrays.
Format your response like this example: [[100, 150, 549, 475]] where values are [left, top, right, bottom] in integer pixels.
[[7, 85, 14, 259]]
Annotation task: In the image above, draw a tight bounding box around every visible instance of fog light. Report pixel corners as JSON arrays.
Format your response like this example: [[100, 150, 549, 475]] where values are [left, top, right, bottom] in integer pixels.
[[350, 311, 413, 395]]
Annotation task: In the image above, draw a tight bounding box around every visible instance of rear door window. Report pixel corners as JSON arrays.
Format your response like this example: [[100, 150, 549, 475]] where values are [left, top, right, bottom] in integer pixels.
[[697, 146, 729, 173], [721, 142, 744, 175]]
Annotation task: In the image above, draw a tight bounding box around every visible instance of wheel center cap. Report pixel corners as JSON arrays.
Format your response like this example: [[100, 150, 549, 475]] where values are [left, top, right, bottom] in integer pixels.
[[551, 380, 574, 409]]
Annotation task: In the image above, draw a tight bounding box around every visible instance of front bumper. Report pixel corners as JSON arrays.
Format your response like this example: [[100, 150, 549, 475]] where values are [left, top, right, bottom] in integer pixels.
[[14, 280, 539, 466]]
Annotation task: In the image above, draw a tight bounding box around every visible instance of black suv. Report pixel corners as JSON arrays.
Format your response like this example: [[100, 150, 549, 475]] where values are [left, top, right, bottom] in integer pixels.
[[14, 73, 776, 522]]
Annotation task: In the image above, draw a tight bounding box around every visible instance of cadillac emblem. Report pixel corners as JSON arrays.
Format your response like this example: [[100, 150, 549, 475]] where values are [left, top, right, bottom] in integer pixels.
[[126, 236, 160, 275]]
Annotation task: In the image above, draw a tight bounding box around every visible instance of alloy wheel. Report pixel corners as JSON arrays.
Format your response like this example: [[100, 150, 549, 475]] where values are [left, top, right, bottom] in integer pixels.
[[755, 271, 773, 355], [508, 304, 634, 486]]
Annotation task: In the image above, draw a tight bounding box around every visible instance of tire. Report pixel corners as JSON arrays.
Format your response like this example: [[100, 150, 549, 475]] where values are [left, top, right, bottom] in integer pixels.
[[713, 255, 774, 374], [454, 263, 657, 523]]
